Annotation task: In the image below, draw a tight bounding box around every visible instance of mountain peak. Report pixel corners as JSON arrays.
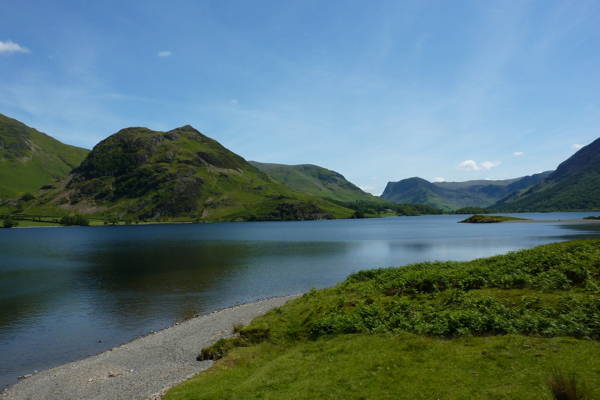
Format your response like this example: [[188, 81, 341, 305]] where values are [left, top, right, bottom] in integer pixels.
[[167, 125, 202, 135]]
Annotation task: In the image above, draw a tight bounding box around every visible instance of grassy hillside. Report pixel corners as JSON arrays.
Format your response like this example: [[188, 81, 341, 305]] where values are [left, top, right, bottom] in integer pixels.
[[249, 162, 386, 204], [0, 113, 89, 198], [165, 239, 600, 399], [495, 138, 600, 212], [5, 125, 353, 222]]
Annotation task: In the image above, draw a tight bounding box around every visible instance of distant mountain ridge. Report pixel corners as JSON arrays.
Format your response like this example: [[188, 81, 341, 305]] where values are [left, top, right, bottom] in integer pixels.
[[0, 113, 89, 198], [381, 172, 551, 211], [249, 162, 386, 204], [2, 112, 599, 218], [495, 138, 600, 212]]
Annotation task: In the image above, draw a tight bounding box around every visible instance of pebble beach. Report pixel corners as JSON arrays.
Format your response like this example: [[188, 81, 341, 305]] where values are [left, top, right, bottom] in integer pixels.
[[3, 294, 301, 400]]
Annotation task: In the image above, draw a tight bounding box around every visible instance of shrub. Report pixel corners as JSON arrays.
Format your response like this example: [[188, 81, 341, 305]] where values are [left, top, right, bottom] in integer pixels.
[[197, 337, 250, 361], [197, 327, 270, 361], [239, 327, 270, 344]]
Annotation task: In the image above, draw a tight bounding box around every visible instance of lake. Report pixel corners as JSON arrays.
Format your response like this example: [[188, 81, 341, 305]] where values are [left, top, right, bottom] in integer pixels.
[[2, 212, 600, 386]]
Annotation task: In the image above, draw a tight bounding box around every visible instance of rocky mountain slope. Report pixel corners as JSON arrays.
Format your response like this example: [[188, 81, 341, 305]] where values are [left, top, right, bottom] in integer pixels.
[[20, 125, 351, 221], [495, 138, 600, 211]]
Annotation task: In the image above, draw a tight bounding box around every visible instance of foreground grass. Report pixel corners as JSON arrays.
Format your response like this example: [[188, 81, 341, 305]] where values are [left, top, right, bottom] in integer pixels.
[[165, 240, 600, 399], [167, 334, 600, 399]]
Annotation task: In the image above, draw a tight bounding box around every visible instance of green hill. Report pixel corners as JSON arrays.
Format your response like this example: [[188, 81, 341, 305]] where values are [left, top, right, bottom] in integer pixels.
[[495, 137, 600, 212], [381, 173, 550, 211], [249, 162, 386, 204], [0, 113, 89, 199], [14, 125, 352, 222]]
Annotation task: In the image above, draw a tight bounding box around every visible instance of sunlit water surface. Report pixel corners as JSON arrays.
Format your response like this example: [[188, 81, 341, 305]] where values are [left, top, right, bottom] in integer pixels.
[[2, 212, 600, 385]]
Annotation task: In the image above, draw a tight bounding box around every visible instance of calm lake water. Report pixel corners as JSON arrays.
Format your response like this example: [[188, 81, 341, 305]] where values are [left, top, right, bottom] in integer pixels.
[[2, 212, 600, 386]]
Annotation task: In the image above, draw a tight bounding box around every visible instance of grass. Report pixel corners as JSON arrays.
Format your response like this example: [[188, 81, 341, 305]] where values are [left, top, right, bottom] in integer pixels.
[[164, 239, 600, 399], [166, 334, 600, 400]]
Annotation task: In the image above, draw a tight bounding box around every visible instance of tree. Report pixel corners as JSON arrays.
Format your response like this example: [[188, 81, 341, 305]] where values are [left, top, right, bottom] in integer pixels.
[[20, 193, 35, 202], [353, 210, 365, 219], [59, 214, 90, 226]]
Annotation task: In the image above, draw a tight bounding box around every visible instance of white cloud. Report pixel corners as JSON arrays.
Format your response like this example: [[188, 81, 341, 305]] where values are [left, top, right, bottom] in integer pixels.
[[158, 51, 172, 57], [572, 143, 584, 150], [230, 99, 238, 104], [370, 176, 379, 180], [432, 177, 445, 182], [480, 161, 501, 170], [457, 160, 480, 171], [359, 185, 376, 191], [514, 151, 523, 156], [0, 40, 30, 54], [457, 160, 501, 171]]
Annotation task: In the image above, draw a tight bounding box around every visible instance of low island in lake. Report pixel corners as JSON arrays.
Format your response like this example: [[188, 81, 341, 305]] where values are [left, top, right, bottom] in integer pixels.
[[459, 214, 530, 223]]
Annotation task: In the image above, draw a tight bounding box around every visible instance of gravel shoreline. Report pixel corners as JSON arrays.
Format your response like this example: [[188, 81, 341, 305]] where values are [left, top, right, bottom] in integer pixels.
[[3, 294, 301, 400]]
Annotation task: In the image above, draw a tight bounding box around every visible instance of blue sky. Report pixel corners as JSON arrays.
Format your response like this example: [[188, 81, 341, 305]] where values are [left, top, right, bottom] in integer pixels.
[[1, 1, 599, 195]]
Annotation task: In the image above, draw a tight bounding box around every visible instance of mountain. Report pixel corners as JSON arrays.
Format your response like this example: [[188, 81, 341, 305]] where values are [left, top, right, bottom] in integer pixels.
[[380, 177, 457, 210], [249, 162, 386, 204], [19, 125, 352, 221], [495, 138, 600, 212], [381, 172, 551, 211], [0, 113, 89, 199]]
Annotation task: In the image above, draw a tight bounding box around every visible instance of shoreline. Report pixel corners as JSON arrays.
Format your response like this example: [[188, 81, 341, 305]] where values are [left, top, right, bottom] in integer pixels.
[[3, 294, 302, 400], [504, 218, 600, 223]]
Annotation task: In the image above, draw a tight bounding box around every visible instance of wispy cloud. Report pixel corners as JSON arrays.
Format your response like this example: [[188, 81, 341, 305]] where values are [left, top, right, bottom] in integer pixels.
[[158, 51, 172, 57], [514, 151, 523, 156], [572, 143, 584, 150], [230, 99, 238, 104], [457, 160, 501, 171], [432, 177, 445, 182], [370, 176, 379, 180], [0, 40, 30, 54], [359, 185, 376, 191]]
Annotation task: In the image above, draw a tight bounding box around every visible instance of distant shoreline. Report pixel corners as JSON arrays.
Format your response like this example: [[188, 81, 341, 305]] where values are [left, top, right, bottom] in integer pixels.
[[504, 219, 600, 223]]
